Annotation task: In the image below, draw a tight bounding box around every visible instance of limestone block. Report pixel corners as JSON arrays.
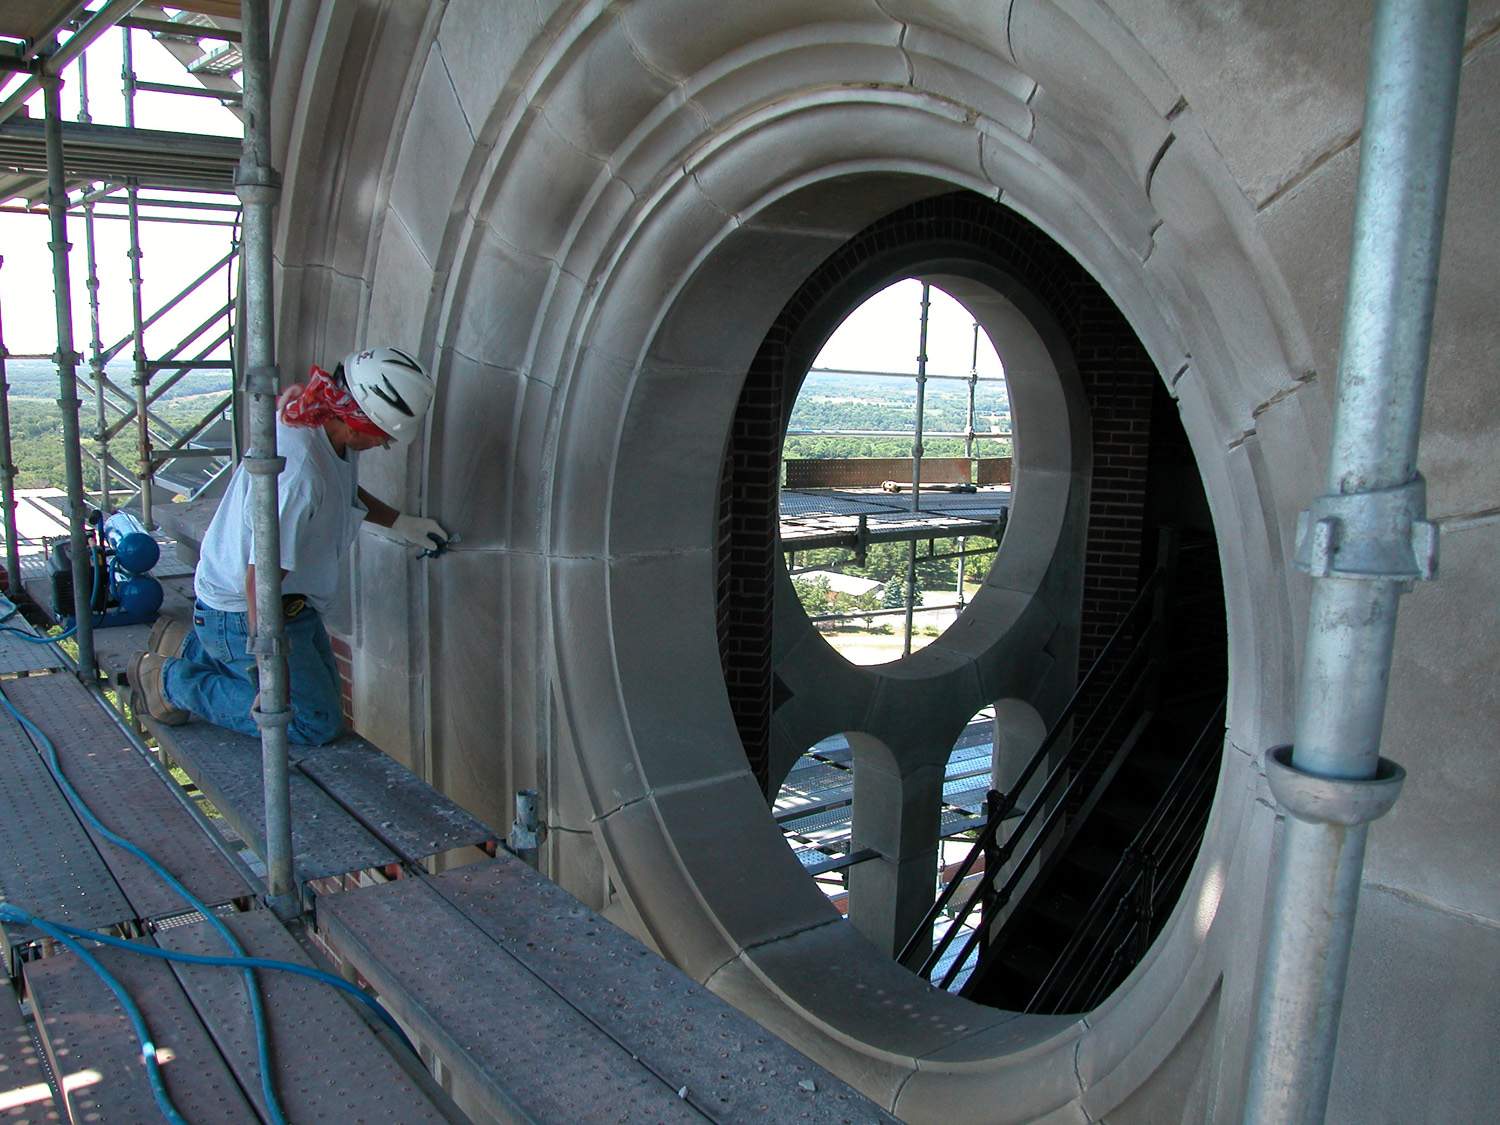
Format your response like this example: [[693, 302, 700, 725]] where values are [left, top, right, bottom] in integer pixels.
[[646, 225, 846, 371], [1327, 884, 1500, 1122], [592, 796, 738, 981], [850, 754, 945, 858], [549, 557, 648, 810], [1420, 35, 1500, 520], [1254, 142, 1355, 400], [877, 1, 1017, 66], [426, 350, 524, 552], [523, 265, 587, 387], [1027, 94, 1158, 261], [481, 108, 609, 265], [506, 375, 554, 556], [1145, 128, 1310, 413], [367, 209, 435, 348], [610, 369, 741, 556], [451, 225, 555, 373], [1010, 0, 1179, 185], [894, 1010, 1089, 1125], [498, 547, 546, 794], [584, 182, 735, 368], [1261, 38, 1500, 520], [435, 0, 556, 139], [743, 172, 948, 242], [620, 1, 897, 86], [687, 95, 990, 222], [1176, 376, 1297, 753], [1368, 519, 1500, 922], [901, 23, 1035, 140], [1106, 0, 1370, 206], [858, 662, 983, 763], [652, 771, 838, 938], [547, 823, 610, 913], [707, 922, 1035, 1114], [687, 37, 910, 131], [607, 551, 753, 788], [427, 548, 512, 831], [549, 711, 599, 836], [975, 124, 1185, 381], [388, 52, 473, 266], [549, 349, 630, 558], [536, 9, 678, 162]]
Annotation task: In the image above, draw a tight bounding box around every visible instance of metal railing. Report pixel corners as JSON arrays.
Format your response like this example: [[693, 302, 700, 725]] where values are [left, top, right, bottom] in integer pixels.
[[898, 559, 1168, 982], [1022, 696, 1226, 1013]]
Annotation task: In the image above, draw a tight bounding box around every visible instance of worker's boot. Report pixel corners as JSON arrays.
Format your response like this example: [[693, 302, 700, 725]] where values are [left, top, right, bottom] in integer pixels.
[[147, 615, 191, 659], [127, 652, 189, 726]]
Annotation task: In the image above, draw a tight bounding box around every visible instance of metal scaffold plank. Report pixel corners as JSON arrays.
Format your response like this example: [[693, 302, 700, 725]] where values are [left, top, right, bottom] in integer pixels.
[[0, 978, 63, 1122], [318, 877, 707, 1125], [295, 743, 498, 863], [147, 721, 397, 882], [0, 704, 132, 956], [0, 614, 67, 675], [2, 675, 253, 921], [426, 858, 898, 1124], [24, 941, 256, 1124], [157, 910, 454, 1123]]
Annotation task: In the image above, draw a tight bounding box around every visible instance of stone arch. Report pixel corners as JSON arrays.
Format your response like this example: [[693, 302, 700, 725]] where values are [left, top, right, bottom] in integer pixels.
[[272, 2, 1326, 1119]]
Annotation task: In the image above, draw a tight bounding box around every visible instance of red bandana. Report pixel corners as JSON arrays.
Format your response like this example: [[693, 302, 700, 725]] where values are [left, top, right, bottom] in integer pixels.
[[279, 366, 389, 440]]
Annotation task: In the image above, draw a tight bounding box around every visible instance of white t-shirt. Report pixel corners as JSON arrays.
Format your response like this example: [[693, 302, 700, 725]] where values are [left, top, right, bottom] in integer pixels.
[[194, 419, 366, 615]]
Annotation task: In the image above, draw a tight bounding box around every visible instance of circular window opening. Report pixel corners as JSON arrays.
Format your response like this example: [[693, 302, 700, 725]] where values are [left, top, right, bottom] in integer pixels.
[[781, 279, 1012, 665]]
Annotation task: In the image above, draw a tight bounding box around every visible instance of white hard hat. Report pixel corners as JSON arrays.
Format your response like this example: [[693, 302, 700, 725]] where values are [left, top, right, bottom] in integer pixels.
[[341, 347, 434, 445]]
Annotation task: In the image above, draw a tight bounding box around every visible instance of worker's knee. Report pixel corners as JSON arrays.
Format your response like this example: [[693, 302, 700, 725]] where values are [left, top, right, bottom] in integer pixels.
[[288, 702, 344, 746]]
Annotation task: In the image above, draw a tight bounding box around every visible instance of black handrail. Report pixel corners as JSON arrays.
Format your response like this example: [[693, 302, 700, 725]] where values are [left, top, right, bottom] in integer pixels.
[[1024, 697, 1226, 1012], [898, 567, 1165, 972], [942, 691, 1155, 991], [916, 628, 1161, 983]]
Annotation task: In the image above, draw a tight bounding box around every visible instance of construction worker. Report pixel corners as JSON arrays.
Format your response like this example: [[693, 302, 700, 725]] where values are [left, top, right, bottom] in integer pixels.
[[127, 347, 447, 744]]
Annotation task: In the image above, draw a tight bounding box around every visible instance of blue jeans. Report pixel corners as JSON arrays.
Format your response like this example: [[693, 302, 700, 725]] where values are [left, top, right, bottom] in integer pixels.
[[162, 600, 345, 745]]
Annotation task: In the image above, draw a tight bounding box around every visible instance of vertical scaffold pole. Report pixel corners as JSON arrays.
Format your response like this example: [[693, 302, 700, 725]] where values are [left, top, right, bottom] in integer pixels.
[[237, 0, 294, 905], [121, 29, 153, 527], [903, 282, 931, 656], [0, 259, 21, 593], [78, 52, 111, 514], [1243, 1, 1465, 1121], [42, 75, 98, 679]]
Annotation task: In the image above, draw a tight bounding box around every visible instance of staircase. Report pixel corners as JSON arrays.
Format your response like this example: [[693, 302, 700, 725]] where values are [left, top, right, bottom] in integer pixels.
[[902, 531, 1227, 1014]]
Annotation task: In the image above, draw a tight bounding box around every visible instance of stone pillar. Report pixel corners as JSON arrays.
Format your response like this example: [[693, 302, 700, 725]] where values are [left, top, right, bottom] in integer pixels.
[[846, 734, 946, 959]]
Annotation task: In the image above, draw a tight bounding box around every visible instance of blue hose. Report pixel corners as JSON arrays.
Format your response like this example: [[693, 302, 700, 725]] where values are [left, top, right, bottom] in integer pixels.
[[0, 545, 107, 643], [0, 904, 413, 1052], [21, 912, 186, 1125], [0, 689, 289, 1125]]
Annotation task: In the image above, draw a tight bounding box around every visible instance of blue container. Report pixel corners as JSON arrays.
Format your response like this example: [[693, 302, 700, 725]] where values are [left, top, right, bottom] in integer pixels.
[[103, 511, 160, 575], [115, 574, 164, 619]]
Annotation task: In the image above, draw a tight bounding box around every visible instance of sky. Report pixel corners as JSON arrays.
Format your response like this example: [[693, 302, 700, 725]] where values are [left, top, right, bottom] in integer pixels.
[[813, 278, 1007, 382], [0, 25, 240, 361]]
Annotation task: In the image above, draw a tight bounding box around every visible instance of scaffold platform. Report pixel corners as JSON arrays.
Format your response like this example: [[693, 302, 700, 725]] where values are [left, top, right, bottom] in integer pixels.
[[0, 587, 891, 1122], [779, 485, 1010, 551]]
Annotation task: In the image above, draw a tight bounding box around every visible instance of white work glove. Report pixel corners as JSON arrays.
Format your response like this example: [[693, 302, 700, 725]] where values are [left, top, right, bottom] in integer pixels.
[[391, 513, 450, 552]]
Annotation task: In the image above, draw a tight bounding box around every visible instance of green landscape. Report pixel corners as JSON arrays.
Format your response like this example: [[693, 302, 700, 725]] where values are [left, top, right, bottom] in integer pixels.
[[782, 369, 1011, 637], [0, 358, 231, 492]]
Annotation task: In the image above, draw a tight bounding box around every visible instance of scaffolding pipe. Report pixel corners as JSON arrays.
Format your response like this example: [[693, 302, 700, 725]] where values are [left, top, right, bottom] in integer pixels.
[[0, 0, 143, 126], [0, 259, 21, 592], [236, 0, 293, 905], [42, 75, 98, 679], [78, 52, 113, 514], [902, 282, 932, 655], [121, 30, 153, 528], [1243, 2, 1464, 1121]]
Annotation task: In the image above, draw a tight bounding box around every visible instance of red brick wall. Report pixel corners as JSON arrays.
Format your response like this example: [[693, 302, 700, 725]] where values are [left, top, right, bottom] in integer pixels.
[[330, 631, 355, 727]]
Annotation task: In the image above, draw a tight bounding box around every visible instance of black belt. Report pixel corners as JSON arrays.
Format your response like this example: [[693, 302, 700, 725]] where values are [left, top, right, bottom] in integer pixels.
[[282, 594, 309, 620]]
